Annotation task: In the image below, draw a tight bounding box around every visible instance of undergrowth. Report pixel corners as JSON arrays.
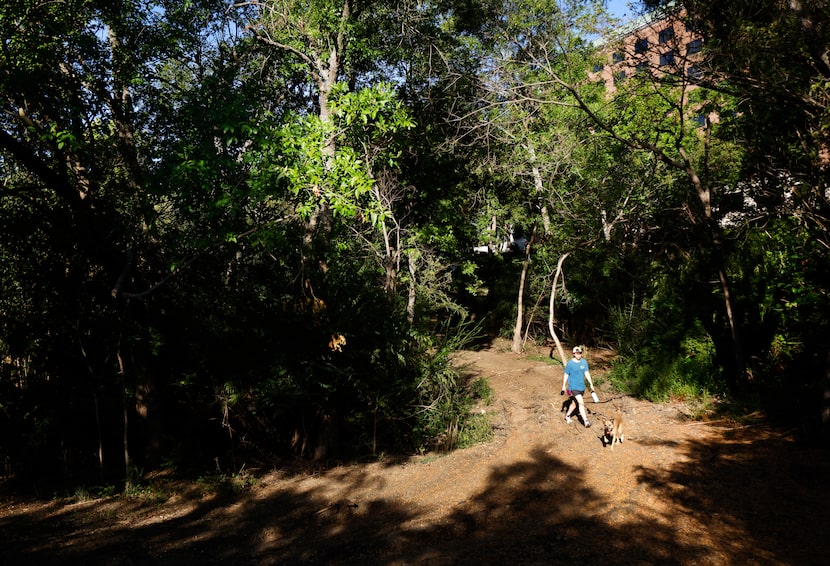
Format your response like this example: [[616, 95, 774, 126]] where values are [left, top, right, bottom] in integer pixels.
[[607, 333, 725, 407]]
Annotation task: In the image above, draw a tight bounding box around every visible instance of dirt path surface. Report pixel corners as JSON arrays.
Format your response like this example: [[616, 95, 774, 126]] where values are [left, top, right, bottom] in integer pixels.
[[2, 339, 829, 565]]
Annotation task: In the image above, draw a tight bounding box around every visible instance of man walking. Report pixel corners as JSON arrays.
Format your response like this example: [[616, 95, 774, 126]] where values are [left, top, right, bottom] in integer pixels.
[[561, 346, 595, 428]]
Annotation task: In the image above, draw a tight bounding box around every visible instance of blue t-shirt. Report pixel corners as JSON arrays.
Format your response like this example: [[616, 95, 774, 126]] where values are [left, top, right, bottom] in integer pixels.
[[564, 357, 590, 391]]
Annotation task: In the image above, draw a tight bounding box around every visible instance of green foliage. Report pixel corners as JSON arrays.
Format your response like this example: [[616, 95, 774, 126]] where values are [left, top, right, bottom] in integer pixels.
[[604, 246, 727, 403], [4, 0, 830, 491], [731, 217, 830, 392], [609, 325, 723, 402], [679, 0, 830, 177], [469, 376, 494, 405], [247, 82, 414, 228], [409, 320, 487, 451], [457, 411, 494, 448], [196, 469, 258, 496], [455, 377, 495, 448], [123, 482, 169, 504]]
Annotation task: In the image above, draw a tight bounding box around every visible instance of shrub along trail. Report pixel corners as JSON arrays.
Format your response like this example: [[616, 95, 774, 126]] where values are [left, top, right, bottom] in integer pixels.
[[1, 338, 828, 565]]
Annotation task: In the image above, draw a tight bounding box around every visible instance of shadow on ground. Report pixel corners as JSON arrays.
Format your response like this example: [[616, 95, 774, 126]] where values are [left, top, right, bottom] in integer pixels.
[[1, 426, 828, 565]]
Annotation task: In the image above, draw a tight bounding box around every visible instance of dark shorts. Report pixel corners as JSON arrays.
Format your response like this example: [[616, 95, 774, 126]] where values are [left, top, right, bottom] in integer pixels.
[[570, 389, 585, 398]]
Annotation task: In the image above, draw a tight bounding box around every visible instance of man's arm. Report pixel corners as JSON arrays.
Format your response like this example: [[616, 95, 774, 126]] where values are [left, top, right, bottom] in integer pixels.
[[584, 370, 595, 392]]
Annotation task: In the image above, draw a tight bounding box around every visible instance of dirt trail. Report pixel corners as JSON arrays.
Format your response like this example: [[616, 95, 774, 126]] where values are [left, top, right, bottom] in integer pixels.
[[1, 339, 829, 565]]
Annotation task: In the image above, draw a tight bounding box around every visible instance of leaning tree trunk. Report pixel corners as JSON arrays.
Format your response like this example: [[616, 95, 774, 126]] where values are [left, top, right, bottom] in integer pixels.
[[548, 252, 571, 365]]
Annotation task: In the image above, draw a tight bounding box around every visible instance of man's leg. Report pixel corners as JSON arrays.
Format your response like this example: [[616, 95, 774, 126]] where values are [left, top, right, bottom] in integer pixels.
[[575, 395, 590, 426]]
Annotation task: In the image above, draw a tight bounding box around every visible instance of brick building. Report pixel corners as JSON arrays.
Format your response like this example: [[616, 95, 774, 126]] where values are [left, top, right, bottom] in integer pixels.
[[592, 5, 704, 95]]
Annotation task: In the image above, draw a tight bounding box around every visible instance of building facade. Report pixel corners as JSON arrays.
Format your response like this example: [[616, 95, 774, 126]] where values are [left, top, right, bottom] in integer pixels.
[[593, 7, 704, 95]]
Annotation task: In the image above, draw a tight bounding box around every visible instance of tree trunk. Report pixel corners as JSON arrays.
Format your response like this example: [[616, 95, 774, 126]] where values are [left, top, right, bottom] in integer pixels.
[[407, 251, 417, 326], [313, 412, 339, 462], [823, 347, 830, 446], [93, 388, 104, 484], [548, 253, 571, 364], [511, 232, 534, 353], [108, 21, 167, 479], [526, 145, 552, 234], [510, 242, 530, 354], [680, 141, 746, 385], [116, 346, 131, 486]]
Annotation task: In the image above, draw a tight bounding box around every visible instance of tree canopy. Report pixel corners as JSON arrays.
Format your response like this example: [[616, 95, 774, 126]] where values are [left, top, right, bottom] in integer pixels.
[[1, 0, 828, 490]]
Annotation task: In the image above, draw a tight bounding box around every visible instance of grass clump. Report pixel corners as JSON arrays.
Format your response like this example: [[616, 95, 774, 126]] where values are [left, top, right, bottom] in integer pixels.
[[457, 410, 494, 448]]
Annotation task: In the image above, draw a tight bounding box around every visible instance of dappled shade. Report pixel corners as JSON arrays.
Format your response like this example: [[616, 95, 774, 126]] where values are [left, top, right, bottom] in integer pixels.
[[1, 415, 827, 564]]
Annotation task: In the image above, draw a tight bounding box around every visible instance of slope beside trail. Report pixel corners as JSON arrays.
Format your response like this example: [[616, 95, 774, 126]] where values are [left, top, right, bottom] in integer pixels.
[[1, 339, 829, 565]]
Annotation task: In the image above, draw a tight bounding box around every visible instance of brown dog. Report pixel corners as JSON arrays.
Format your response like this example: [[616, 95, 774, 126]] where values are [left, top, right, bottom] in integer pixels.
[[603, 411, 625, 450]]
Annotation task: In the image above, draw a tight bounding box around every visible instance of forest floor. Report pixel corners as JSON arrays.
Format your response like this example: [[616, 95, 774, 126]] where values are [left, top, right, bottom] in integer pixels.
[[2, 338, 829, 565]]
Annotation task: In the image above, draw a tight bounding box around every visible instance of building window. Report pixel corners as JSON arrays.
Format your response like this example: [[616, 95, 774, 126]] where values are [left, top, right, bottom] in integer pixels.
[[612, 51, 624, 63], [659, 50, 675, 66], [658, 27, 675, 44], [636, 62, 649, 74], [614, 70, 627, 83], [634, 38, 649, 54], [686, 65, 703, 80], [687, 38, 703, 55], [692, 113, 707, 127], [593, 63, 604, 72]]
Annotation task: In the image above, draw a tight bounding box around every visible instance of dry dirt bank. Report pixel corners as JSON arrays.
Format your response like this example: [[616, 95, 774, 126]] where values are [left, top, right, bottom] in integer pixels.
[[1, 339, 829, 565]]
